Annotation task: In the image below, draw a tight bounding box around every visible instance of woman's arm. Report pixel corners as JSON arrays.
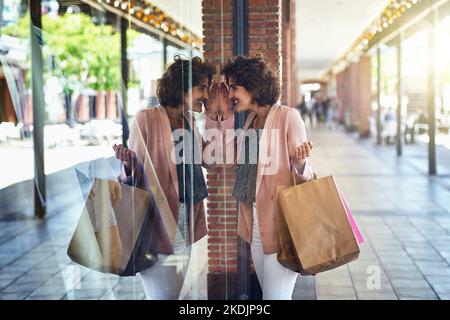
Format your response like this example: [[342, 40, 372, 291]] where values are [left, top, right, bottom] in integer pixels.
[[115, 111, 147, 188], [286, 108, 314, 183]]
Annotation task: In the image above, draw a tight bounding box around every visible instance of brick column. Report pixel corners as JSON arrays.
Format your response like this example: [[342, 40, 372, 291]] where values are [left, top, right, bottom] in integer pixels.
[[202, 0, 284, 300], [343, 56, 372, 135], [336, 71, 345, 123], [342, 66, 351, 127], [349, 62, 359, 131], [358, 55, 372, 138], [281, 0, 297, 107], [202, 0, 238, 300]]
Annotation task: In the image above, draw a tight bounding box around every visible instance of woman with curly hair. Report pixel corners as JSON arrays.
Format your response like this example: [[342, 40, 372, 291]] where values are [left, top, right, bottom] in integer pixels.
[[222, 55, 314, 300], [113, 55, 214, 299]]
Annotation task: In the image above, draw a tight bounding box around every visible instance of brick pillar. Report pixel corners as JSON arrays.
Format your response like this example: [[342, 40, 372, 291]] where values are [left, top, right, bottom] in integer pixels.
[[319, 82, 328, 100], [202, 0, 238, 300], [336, 71, 345, 123], [202, 0, 283, 300], [289, 0, 298, 108], [344, 56, 372, 135], [349, 62, 359, 130], [357, 55, 372, 138], [281, 0, 297, 107], [342, 66, 351, 126]]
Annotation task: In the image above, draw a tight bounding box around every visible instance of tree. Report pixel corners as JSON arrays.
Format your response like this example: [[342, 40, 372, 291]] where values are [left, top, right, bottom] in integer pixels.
[[2, 12, 139, 93]]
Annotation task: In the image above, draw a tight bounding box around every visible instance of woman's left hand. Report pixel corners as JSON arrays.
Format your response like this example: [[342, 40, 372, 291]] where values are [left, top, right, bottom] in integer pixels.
[[290, 141, 313, 160]]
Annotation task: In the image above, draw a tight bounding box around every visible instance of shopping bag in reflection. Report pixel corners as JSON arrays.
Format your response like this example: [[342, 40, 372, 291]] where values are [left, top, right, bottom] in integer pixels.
[[276, 175, 360, 275], [67, 178, 159, 276]]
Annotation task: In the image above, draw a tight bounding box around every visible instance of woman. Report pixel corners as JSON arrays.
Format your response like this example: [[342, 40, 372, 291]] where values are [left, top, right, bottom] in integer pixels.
[[222, 55, 314, 300], [113, 55, 214, 299]]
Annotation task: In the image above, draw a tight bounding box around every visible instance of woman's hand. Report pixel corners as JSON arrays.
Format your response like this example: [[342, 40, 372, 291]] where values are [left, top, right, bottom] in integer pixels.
[[113, 144, 137, 174], [290, 141, 313, 161], [206, 81, 232, 119]]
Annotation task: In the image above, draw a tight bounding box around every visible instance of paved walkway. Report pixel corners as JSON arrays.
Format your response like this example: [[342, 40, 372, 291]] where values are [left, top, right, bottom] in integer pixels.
[[1, 127, 450, 300], [307, 128, 450, 300]]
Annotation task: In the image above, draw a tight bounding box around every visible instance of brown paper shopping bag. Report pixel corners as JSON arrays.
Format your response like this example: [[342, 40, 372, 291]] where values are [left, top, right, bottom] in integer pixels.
[[67, 178, 159, 276], [277, 175, 360, 275]]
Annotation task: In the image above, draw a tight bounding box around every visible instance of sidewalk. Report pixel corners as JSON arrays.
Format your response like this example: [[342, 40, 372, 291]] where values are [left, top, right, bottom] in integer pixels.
[[306, 128, 450, 300], [1, 128, 450, 300]]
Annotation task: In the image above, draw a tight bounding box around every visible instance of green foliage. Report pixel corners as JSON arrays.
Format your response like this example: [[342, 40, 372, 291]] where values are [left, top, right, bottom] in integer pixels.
[[2, 13, 140, 92]]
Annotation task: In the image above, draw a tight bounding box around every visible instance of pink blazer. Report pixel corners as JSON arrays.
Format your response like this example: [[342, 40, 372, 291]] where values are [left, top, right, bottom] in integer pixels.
[[237, 103, 314, 254], [120, 106, 207, 254]]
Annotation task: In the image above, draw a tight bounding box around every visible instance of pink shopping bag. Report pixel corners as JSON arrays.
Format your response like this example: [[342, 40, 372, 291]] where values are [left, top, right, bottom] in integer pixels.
[[338, 193, 364, 244]]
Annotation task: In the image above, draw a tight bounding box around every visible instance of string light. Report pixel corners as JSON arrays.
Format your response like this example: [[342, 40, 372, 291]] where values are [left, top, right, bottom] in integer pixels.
[[331, 0, 422, 74], [98, 0, 201, 49]]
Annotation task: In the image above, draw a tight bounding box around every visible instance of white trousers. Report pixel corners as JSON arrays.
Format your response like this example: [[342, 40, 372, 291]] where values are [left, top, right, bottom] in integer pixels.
[[250, 204, 298, 300], [138, 254, 188, 300], [138, 203, 189, 300]]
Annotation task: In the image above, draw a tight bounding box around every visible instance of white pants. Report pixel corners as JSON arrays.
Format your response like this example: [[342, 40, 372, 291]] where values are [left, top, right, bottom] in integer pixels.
[[138, 203, 190, 300], [138, 253, 189, 300], [250, 204, 298, 300]]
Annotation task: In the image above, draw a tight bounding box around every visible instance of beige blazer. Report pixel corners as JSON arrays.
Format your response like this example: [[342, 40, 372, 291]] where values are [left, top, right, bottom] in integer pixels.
[[121, 106, 207, 254], [236, 103, 314, 254]]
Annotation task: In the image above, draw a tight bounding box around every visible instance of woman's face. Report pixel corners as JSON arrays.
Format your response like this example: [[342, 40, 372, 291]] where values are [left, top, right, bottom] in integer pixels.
[[228, 77, 254, 113], [184, 77, 209, 113]]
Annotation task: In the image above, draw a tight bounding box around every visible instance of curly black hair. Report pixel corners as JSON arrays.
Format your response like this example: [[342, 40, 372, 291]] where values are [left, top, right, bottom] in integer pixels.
[[221, 55, 280, 106], [157, 55, 215, 108]]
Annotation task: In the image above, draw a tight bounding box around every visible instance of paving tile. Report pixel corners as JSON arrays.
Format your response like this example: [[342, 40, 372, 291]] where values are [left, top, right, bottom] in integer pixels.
[[316, 276, 354, 287], [429, 283, 450, 295], [26, 294, 65, 300], [437, 293, 450, 300], [357, 291, 398, 300], [1, 280, 45, 293], [64, 289, 107, 300], [390, 278, 431, 289], [396, 287, 439, 300], [0, 292, 30, 300], [424, 275, 450, 286], [316, 286, 357, 300]]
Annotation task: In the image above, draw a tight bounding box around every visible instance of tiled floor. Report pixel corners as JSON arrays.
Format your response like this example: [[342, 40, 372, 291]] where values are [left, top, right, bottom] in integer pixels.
[[1, 127, 450, 300], [306, 128, 450, 300]]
